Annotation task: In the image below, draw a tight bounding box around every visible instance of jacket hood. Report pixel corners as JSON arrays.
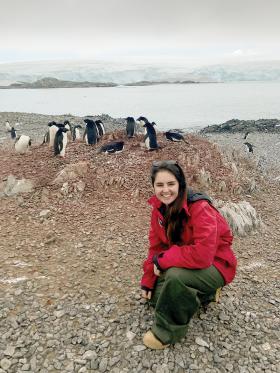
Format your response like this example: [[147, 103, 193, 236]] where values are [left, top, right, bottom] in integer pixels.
[[187, 188, 212, 204]]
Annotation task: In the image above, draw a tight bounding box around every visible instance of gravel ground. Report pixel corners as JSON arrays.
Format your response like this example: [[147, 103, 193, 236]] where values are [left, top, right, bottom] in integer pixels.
[[0, 112, 279, 373], [203, 132, 280, 176]]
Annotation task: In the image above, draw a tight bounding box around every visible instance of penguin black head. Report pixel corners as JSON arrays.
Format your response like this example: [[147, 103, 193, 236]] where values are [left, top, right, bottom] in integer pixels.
[[48, 121, 57, 127], [84, 118, 93, 124], [84, 119, 95, 128], [137, 116, 149, 123], [64, 120, 70, 125]]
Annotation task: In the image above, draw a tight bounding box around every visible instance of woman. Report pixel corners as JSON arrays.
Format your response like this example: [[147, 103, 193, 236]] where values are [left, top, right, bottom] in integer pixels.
[[141, 160, 237, 349]]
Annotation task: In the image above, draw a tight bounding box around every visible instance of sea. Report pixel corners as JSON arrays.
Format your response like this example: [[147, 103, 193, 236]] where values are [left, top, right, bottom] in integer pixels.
[[1, 81, 280, 131]]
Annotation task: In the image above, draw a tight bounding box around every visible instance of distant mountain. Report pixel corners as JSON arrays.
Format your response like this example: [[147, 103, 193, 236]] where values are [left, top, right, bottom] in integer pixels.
[[0, 77, 202, 89], [0, 77, 117, 89], [0, 59, 279, 86]]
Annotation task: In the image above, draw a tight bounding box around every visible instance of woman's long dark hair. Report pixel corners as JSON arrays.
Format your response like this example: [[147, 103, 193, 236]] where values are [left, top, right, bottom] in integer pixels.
[[151, 161, 187, 245]]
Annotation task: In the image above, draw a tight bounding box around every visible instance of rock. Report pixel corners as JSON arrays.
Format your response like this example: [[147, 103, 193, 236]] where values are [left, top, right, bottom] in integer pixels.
[[133, 345, 146, 352], [218, 180, 227, 192], [39, 209, 51, 219], [2, 175, 34, 196], [261, 342, 271, 351], [0, 358, 12, 370], [3, 345, 15, 357], [99, 357, 108, 373], [214, 199, 262, 236], [126, 330, 136, 341], [74, 180, 86, 193], [194, 168, 212, 187], [52, 162, 90, 184], [195, 337, 210, 348], [82, 351, 97, 360]]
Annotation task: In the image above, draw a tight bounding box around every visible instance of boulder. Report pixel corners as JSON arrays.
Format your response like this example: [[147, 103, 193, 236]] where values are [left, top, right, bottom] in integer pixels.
[[52, 161, 90, 185], [214, 200, 263, 237], [0, 175, 34, 197]]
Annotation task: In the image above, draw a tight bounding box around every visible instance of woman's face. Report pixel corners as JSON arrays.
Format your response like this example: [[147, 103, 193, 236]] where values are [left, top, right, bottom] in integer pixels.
[[153, 170, 179, 205]]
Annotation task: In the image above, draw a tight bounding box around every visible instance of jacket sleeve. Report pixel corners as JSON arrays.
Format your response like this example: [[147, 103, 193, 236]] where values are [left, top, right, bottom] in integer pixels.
[[157, 201, 218, 270], [141, 210, 166, 290]]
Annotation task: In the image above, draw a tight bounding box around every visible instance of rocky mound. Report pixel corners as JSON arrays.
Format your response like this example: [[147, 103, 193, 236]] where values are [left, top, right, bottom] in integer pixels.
[[200, 118, 280, 133]]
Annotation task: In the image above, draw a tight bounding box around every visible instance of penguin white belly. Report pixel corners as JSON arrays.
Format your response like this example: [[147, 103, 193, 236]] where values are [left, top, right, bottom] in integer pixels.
[[145, 136, 151, 150], [75, 129, 81, 140], [6, 122, 12, 132], [15, 135, 30, 154], [60, 133, 68, 157], [49, 126, 58, 147]]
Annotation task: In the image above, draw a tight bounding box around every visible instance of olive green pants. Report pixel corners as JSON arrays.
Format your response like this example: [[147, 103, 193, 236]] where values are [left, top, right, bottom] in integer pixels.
[[149, 266, 225, 344]]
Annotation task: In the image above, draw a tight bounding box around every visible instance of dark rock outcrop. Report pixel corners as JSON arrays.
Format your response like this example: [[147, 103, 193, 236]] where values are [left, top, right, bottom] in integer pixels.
[[0, 77, 117, 89], [201, 118, 280, 133]]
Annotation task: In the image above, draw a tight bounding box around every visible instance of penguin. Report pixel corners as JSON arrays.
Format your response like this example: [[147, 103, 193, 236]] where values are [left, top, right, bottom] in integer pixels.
[[126, 117, 136, 138], [54, 127, 69, 157], [14, 135, 32, 154], [72, 124, 83, 141], [10, 127, 17, 140], [244, 131, 250, 140], [95, 120, 105, 140], [41, 130, 50, 145], [244, 142, 255, 153], [143, 121, 159, 151], [64, 120, 73, 141], [98, 141, 124, 154], [164, 130, 189, 143], [48, 121, 59, 147], [5, 120, 12, 132], [83, 119, 98, 145]]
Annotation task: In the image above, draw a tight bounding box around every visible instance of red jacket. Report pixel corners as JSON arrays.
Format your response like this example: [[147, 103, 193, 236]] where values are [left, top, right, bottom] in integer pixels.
[[141, 195, 237, 290]]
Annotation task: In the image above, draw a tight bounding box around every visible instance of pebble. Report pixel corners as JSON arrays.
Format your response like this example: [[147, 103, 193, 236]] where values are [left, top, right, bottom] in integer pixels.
[[0, 358, 12, 371], [195, 337, 210, 348], [3, 345, 15, 357]]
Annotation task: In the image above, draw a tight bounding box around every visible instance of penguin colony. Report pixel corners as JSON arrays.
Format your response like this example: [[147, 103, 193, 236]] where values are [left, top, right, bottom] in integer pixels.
[[4, 116, 260, 159], [3, 115, 192, 157], [6, 116, 256, 157]]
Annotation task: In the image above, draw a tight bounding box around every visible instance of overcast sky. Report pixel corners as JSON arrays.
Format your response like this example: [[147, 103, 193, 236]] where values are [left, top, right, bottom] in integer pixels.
[[1, 0, 280, 66]]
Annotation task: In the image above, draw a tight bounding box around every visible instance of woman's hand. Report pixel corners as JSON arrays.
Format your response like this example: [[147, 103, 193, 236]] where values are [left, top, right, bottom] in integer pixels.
[[141, 289, 152, 300], [154, 264, 161, 276]]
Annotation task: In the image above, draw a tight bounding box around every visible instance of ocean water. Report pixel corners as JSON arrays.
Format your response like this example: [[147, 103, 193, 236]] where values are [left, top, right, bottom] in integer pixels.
[[1, 81, 280, 131]]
